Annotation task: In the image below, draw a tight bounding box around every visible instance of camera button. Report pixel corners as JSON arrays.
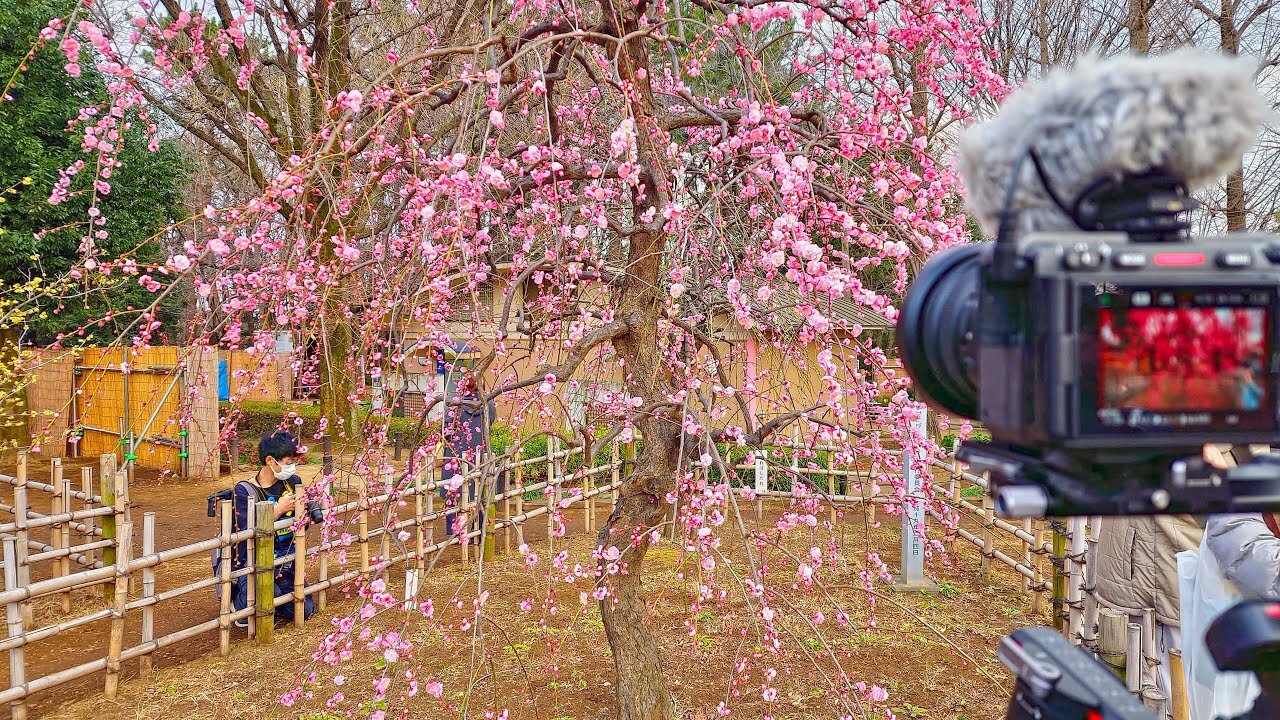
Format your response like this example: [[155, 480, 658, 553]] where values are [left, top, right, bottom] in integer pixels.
[[1216, 251, 1253, 268], [1064, 245, 1101, 270], [1112, 251, 1146, 269]]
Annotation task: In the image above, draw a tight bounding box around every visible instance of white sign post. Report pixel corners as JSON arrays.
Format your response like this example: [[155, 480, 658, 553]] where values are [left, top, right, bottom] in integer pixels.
[[892, 408, 938, 592]]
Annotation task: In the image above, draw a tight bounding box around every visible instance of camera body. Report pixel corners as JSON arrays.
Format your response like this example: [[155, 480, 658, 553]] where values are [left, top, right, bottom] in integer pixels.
[[899, 230, 1280, 516], [976, 231, 1280, 450]]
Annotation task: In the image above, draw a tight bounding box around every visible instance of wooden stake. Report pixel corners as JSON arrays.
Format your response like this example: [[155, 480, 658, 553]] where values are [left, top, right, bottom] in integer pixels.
[[99, 463, 117, 605], [586, 463, 596, 534], [1022, 518, 1033, 597], [245, 497, 256, 641], [103, 521, 133, 699], [293, 510, 306, 629], [415, 469, 426, 574], [546, 437, 556, 538], [980, 494, 994, 581], [50, 459, 69, 613], [317, 549, 329, 613], [502, 460, 512, 554], [218, 499, 233, 656], [513, 464, 523, 547], [1082, 516, 1101, 649], [358, 496, 370, 574], [1126, 623, 1143, 694], [1098, 608, 1128, 680], [81, 468, 95, 564], [3, 536, 28, 720], [1168, 649, 1191, 720], [1032, 528, 1046, 617], [1051, 521, 1068, 634], [13, 452, 31, 629], [140, 512, 156, 675], [1068, 517, 1087, 643], [1141, 608, 1158, 688], [255, 501, 276, 644]]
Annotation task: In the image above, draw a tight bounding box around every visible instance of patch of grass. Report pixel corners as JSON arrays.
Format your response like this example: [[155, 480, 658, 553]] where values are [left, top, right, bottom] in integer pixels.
[[937, 581, 962, 598], [959, 485, 984, 498]]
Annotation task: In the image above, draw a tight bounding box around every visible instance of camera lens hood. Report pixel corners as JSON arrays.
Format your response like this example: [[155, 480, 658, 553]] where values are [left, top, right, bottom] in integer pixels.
[[895, 243, 984, 419]]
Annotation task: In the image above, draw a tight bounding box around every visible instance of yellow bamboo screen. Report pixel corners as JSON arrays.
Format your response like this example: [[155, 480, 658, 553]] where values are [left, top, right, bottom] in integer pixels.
[[75, 347, 185, 473]]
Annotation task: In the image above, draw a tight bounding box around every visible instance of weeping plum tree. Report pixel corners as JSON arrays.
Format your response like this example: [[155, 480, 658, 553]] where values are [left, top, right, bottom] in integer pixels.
[[18, 0, 1004, 716]]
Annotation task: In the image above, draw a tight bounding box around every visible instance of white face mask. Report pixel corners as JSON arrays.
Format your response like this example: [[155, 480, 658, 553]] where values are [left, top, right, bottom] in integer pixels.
[[271, 460, 297, 481]]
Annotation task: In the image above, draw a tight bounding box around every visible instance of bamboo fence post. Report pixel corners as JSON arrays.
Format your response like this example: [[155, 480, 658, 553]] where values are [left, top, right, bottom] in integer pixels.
[[380, 470, 392, 569], [827, 459, 836, 525], [317, 549, 329, 613], [104, 521, 133, 699], [293, 510, 306, 628], [482, 460, 497, 563], [1021, 518, 1033, 597], [1141, 608, 1158, 687], [229, 436, 240, 476], [1068, 517, 1087, 643], [610, 442, 620, 507], [1126, 623, 1143, 694], [358, 496, 370, 575], [1081, 518, 1101, 649], [546, 437, 556, 537], [3, 536, 28, 720], [1098, 608, 1128, 680], [51, 458, 72, 613], [586, 461, 596, 534], [99, 465, 117, 605], [1051, 520, 1068, 634], [980, 494, 994, 581], [415, 469, 426, 575], [245, 497, 257, 640], [460, 466, 471, 565], [502, 459, 512, 554], [1168, 649, 1191, 720], [81, 467, 95, 563], [1033, 529, 1046, 617], [218, 499, 233, 656], [513, 464, 523, 547], [140, 512, 156, 675], [255, 501, 276, 644], [13, 451, 32, 629]]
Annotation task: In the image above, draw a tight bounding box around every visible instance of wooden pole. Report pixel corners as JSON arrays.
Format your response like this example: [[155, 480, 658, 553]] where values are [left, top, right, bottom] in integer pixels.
[[99, 462, 117, 605], [546, 437, 556, 538], [218, 499, 233, 656], [1126, 622, 1143, 694], [81, 468, 95, 564], [1068, 517, 1086, 643], [13, 452, 31, 629], [50, 459, 70, 614], [1168, 649, 1191, 720], [103, 521, 133, 699], [586, 461, 596, 535], [1032, 529, 1046, 617], [1141, 608, 1158, 688], [380, 472, 391, 570], [229, 436, 240, 476], [139, 512, 156, 675], [1081, 518, 1101, 650], [1098, 608, 1128, 680], [980, 494, 994, 581], [254, 501, 276, 644], [611, 442, 620, 507], [293, 510, 306, 628], [502, 460, 512, 554], [3, 536, 28, 720], [1051, 520, 1068, 634], [1021, 518, 1033, 597], [317, 548, 329, 613], [513, 464, 523, 547], [245, 497, 256, 641], [358, 496, 370, 575], [415, 469, 426, 573]]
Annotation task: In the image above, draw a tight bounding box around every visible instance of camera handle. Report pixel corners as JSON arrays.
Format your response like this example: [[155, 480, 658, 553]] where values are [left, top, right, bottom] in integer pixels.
[[958, 441, 1280, 518]]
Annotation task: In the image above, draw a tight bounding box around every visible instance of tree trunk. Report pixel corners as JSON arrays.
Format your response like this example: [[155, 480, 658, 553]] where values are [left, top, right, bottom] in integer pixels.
[[1127, 0, 1151, 53], [318, 303, 356, 439], [1226, 164, 1248, 230]]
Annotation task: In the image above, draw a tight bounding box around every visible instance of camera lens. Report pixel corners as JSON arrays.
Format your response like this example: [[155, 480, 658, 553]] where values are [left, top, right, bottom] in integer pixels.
[[895, 243, 984, 419], [306, 501, 324, 524]]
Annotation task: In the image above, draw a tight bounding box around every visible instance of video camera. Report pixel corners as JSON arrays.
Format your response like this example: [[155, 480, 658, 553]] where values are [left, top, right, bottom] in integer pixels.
[[896, 50, 1279, 519], [894, 50, 1280, 720], [206, 488, 325, 525]]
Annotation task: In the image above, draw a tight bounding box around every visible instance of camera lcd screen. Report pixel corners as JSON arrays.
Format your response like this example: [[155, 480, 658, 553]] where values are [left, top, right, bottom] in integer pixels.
[[1084, 286, 1274, 433]]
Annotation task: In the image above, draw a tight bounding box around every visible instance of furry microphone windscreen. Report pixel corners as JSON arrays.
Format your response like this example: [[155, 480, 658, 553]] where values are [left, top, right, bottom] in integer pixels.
[[957, 50, 1272, 238]]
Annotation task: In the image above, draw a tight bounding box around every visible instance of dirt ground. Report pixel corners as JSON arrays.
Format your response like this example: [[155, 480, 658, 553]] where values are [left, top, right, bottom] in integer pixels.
[[7, 456, 1046, 720]]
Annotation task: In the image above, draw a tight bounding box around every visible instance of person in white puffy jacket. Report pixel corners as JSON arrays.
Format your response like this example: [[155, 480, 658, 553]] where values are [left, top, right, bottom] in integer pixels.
[[1204, 512, 1280, 600]]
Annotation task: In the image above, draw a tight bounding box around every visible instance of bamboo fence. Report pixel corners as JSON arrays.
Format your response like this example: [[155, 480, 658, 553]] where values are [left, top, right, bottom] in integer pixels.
[[0, 429, 1177, 718]]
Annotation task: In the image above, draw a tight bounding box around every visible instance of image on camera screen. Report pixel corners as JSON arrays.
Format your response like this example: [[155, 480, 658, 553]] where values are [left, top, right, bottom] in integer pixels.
[[1098, 304, 1267, 413]]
